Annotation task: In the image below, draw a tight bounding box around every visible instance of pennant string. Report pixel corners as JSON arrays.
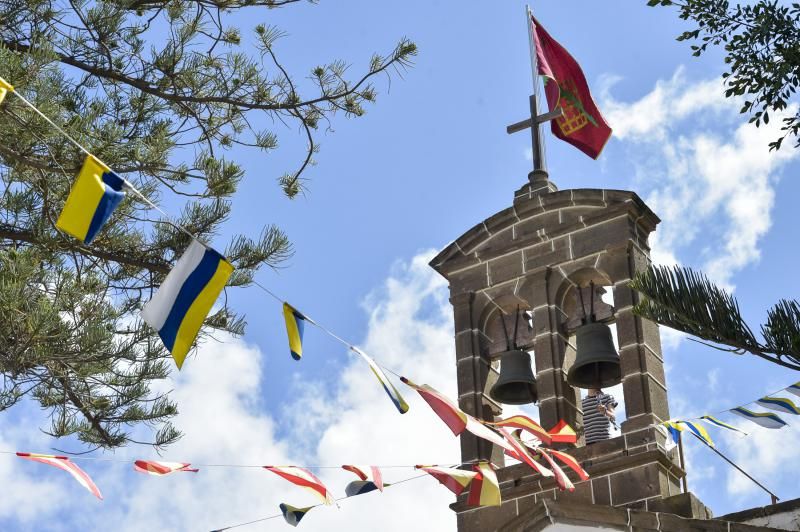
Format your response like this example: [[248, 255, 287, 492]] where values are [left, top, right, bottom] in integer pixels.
[[251, 279, 404, 380], [8, 86, 208, 249], [211, 473, 429, 531], [9, 90, 93, 157]]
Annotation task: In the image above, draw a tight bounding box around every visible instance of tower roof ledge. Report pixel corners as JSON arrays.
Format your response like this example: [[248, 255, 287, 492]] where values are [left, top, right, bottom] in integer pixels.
[[429, 188, 659, 278]]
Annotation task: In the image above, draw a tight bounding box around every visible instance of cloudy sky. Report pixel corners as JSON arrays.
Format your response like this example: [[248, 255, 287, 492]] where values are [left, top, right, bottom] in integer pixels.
[[4, 1, 800, 530]]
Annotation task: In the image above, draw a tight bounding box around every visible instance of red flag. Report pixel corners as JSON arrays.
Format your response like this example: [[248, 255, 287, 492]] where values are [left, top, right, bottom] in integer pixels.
[[531, 15, 612, 159]]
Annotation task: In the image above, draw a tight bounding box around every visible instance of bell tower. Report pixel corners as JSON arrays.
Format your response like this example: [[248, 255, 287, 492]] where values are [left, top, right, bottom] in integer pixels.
[[430, 174, 692, 531]]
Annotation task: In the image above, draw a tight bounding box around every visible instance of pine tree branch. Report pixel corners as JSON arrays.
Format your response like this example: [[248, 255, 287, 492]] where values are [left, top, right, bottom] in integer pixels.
[[1, 38, 413, 114], [0, 225, 170, 274]]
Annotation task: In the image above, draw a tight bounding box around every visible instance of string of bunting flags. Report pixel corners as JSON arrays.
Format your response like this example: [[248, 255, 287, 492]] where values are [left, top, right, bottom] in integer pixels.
[[0, 74, 590, 527], [658, 380, 800, 448]]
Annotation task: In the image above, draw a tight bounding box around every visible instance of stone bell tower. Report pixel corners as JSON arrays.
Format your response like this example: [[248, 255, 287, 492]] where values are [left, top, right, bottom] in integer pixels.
[[430, 174, 693, 531]]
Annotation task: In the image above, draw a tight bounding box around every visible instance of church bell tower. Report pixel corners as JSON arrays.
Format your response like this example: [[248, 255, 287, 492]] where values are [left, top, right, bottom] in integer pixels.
[[429, 173, 691, 531]]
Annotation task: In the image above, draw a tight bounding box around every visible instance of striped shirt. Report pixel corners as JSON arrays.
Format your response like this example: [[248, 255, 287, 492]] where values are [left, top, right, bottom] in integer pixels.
[[582, 393, 618, 444]]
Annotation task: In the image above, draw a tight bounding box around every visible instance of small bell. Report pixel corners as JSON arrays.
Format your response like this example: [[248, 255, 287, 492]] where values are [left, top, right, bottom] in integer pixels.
[[489, 349, 538, 405]]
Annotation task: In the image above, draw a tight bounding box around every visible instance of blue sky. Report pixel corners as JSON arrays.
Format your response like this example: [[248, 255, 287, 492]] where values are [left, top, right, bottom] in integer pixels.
[[3, 1, 800, 530]]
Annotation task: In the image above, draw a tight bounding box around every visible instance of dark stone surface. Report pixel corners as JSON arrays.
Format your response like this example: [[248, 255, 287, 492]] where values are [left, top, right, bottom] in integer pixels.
[[650, 492, 714, 520], [592, 476, 611, 505], [456, 499, 518, 532], [609, 462, 661, 504]]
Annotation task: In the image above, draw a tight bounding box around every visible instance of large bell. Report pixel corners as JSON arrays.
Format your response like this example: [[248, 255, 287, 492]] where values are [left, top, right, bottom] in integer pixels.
[[567, 322, 622, 389], [489, 350, 537, 405]]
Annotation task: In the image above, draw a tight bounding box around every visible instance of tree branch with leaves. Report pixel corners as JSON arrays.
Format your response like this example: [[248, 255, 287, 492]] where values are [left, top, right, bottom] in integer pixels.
[[647, 0, 800, 150], [0, 0, 416, 450]]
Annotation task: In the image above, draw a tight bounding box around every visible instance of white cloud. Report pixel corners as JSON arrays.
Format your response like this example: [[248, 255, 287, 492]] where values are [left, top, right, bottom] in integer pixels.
[[604, 68, 799, 288], [0, 251, 461, 532]]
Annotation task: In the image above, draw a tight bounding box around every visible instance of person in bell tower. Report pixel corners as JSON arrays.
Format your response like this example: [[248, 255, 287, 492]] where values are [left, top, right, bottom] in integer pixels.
[[582, 388, 618, 444]]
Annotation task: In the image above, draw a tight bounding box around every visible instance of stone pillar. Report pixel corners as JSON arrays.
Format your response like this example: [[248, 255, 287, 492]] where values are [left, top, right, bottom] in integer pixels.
[[521, 268, 580, 432], [607, 244, 670, 432], [451, 291, 495, 463]]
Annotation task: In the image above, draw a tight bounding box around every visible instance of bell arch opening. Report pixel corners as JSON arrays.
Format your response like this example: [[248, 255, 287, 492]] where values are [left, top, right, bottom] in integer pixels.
[[556, 269, 624, 446]]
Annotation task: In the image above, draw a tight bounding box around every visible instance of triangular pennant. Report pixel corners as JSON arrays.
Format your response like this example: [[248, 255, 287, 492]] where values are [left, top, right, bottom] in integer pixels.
[[351, 347, 409, 414], [283, 302, 306, 361], [730, 407, 787, 429], [265, 466, 333, 505], [133, 460, 198, 475], [280, 503, 313, 527], [466, 462, 501, 507], [16, 453, 102, 499], [755, 396, 800, 416]]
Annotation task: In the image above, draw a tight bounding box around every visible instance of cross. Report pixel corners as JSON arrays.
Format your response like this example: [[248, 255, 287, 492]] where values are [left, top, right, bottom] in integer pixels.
[[506, 92, 562, 180]]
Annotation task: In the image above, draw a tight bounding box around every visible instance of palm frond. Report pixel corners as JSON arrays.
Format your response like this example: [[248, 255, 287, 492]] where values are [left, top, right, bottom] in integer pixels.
[[630, 265, 800, 371]]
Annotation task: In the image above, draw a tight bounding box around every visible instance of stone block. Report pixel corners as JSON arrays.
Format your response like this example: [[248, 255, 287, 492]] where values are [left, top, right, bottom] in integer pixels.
[[620, 344, 667, 388], [532, 338, 564, 376], [658, 513, 728, 532], [450, 264, 488, 293], [456, 357, 490, 394], [476, 234, 516, 261], [458, 223, 491, 254], [573, 220, 632, 260], [532, 305, 559, 337], [592, 476, 611, 505], [615, 309, 662, 350], [620, 371, 670, 424], [484, 207, 518, 235], [513, 196, 545, 220], [541, 192, 575, 211], [604, 189, 636, 205], [569, 189, 608, 207], [456, 500, 518, 532], [514, 493, 539, 517], [454, 332, 478, 361], [609, 463, 661, 504], [649, 492, 714, 520], [514, 211, 560, 240], [488, 252, 524, 286], [558, 479, 593, 505], [524, 237, 572, 272]]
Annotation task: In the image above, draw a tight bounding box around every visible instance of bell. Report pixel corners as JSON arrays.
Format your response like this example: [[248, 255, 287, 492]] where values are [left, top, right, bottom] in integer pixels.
[[489, 350, 537, 405], [567, 322, 622, 389]]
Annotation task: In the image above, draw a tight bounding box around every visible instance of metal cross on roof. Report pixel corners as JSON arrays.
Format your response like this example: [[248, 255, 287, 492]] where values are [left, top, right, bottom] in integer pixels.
[[506, 94, 562, 181]]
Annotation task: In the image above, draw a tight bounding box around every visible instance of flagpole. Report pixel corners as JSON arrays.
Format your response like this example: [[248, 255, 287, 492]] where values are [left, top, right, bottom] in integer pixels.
[[525, 4, 547, 180], [686, 431, 779, 505]]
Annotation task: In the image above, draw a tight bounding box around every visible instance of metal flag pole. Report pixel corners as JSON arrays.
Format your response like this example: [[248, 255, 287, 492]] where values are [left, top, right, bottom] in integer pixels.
[[506, 5, 562, 183], [525, 4, 545, 176], [686, 431, 779, 505]]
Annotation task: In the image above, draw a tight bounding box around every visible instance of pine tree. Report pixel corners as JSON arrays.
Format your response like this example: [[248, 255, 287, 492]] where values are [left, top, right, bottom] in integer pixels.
[[0, 1, 416, 450]]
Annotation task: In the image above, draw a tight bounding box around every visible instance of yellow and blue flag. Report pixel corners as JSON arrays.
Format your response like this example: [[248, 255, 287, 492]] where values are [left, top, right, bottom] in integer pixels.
[[0, 77, 12, 105], [700, 415, 748, 436], [56, 155, 127, 244], [279, 503, 312, 527], [283, 303, 306, 361], [784, 382, 800, 398], [664, 420, 714, 446], [351, 346, 409, 414], [756, 396, 800, 416], [141, 240, 233, 369], [680, 421, 714, 447], [730, 407, 787, 429]]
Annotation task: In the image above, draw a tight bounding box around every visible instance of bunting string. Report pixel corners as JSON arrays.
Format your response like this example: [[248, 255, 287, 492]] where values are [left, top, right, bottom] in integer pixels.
[[211, 473, 430, 531], [0, 77, 589, 525], [1, 76, 411, 402], [660, 380, 800, 447]]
